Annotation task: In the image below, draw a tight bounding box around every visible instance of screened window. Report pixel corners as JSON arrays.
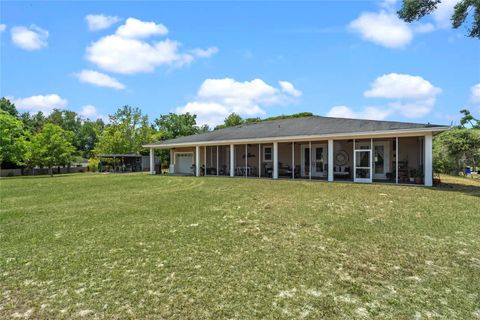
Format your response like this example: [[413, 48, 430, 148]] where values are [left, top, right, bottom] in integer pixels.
[[263, 146, 272, 162]]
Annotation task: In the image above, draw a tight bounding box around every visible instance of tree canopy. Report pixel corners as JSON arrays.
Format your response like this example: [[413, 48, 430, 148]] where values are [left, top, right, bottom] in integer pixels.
[[0, 110, 26, 166], [154, 112, 201, 140], [94, 106, 152, 155], [30, 123, 76, 176], [398, 0, 480, 38]]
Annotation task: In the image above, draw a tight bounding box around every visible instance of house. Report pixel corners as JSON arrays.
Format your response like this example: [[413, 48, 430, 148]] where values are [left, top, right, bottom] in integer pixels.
[[144, 116, 449, 186]]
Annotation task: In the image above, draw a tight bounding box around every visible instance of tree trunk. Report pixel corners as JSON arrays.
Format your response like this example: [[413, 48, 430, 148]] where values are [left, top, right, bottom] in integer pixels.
[[49, 166, 53, 177]]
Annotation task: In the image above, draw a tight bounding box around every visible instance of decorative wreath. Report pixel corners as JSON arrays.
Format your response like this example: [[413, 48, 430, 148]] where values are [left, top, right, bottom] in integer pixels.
[[335, 150, 349, 166]]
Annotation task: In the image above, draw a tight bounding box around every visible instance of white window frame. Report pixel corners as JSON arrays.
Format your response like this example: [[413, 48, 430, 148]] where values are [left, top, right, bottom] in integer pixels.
[[263, 145, 273, 162]]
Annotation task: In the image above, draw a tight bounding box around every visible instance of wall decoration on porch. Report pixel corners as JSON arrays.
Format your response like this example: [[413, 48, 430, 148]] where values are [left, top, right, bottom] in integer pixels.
[[335, 150, 349, 166]]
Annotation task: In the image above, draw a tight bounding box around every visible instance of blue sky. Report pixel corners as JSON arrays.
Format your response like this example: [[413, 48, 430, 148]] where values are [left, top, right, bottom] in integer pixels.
[[1, 0, 479, 126]]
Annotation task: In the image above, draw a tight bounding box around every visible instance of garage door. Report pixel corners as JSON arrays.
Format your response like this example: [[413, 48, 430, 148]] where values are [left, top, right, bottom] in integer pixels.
[[175, 153, 193, 174]]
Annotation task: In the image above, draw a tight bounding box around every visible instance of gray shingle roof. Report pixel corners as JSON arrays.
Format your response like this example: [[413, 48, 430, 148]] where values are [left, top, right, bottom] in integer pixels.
[[146, 116, 448, 146]]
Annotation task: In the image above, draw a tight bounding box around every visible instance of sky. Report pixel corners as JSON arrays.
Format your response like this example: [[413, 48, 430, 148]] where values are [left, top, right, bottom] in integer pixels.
[[1, 0, 479, 127]]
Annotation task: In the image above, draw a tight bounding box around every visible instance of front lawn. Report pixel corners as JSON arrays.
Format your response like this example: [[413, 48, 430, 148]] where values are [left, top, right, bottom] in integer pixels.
[[1, 174, 479, 319]]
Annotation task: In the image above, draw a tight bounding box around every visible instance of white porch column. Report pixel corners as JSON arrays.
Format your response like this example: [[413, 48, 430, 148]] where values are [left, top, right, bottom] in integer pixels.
[[309, 141, 312, 180], [204, 146, 207, 176], [328, 139, 334, 182], [273, 142, 278, 179], [230, 144, 235, 177], [424, 134, 433, 186], [395, 137, 399, 184], [195, 145, 200, 177], [245, 144, 248, 177], [149, 148, 155, 174], [258, 144, 261, 178], [216, 146, 219, 176], [292, 142, 295, 179]]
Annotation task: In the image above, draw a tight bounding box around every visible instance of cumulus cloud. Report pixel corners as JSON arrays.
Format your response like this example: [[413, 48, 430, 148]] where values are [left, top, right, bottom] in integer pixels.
[[326, 73, 441, 120], [364, 73, 441, 99], [470, 83, 480, 103], [10, 94, 67, 114], [115, 18, 167, 38], [279, 81, 302, 97], [85, 14, 121, 31], [349, 11, 413, 48], [0, 24, 6, 32], [74, 69, 126, 90], [349, 0, 437, 50], [10, 25, 48, 50], [176, 78, 302, 126], [86, 17, 217, 74]]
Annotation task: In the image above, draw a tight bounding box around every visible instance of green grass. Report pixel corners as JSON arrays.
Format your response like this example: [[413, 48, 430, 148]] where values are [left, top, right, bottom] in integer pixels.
[[1, 174, 479, 319]]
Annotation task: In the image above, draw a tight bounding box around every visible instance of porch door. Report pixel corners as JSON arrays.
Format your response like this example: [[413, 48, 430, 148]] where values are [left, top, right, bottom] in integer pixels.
[[373, 142, 390, 180], [312, 145, 326, 177], [354, 149, 372, 183], [301, 144, 327, 177]]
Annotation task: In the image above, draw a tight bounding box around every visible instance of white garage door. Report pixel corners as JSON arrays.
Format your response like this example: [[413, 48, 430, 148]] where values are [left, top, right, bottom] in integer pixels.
[[175, 153, 193, 174]]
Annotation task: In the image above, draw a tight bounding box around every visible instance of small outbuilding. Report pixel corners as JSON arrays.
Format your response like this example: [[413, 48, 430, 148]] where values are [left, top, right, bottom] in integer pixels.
[[98, 154, 160, 173]]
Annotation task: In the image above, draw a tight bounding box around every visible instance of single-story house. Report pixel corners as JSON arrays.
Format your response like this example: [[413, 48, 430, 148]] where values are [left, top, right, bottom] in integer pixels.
[[144, 116, 449, 186]]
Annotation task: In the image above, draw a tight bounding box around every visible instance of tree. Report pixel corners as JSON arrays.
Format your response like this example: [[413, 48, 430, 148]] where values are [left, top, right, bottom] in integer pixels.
[[0, 97, 18, 117], [20, 111, 46, 134], [398, 0, 480, 38], [94, 106, 152, 155], [153, 113, 200, 140], [433, 127, 480, 174], [459, 109, 480, 128], [29, 123, 75, 176], [77, 119, 105, 158], [214, 113, 244, 130], [0, 110, 26, 167]]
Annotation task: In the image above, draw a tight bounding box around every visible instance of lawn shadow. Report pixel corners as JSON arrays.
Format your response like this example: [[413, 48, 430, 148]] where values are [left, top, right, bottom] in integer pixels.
[[433, 180, 480, 198]]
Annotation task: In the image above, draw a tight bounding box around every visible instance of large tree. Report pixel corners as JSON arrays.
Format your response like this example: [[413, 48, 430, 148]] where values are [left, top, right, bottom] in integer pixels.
[[433, 127, 480, 174], [94, 106, 152, 155], [215, 113, 244, 130], [0, 110, 26, 167], [153, 112, 200, 140], [398, 0, 480, 38], [0, 97, 18, 117], [29, 123, 76, 176]]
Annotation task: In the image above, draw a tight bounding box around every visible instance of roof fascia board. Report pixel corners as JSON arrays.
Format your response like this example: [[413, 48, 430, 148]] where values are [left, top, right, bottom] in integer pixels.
[[144, 126, 449, 148]]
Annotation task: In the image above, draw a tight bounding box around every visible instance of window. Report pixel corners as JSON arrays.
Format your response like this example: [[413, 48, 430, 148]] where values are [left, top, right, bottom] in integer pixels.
[[263, 146, 272, 162]]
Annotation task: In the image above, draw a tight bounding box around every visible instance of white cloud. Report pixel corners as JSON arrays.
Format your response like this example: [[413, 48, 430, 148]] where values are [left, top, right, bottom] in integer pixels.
[[364, 73, 441, 99], [279, 81, 302, 97], [326, 73, 441, 120], [78, 104, 108, 122], [10, 25, 48, 50], [86, 17, 217, 74], [176, 78, 302, 126], [116, 18, 167, 38], [470, 83, 480, 103], [389, 98, 436, 118], [326, 105, 394, 120], [74, 69, 125, 90], [85, 14, 121, 31], [189, 47, 219, 58], [11, 94, 67, 114], [0, 24, 6, 32], [349, 11, 413, 48]]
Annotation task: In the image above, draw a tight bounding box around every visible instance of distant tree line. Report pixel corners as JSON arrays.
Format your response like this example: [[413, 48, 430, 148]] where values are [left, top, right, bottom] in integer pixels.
[[1, 96, 478, 176]]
